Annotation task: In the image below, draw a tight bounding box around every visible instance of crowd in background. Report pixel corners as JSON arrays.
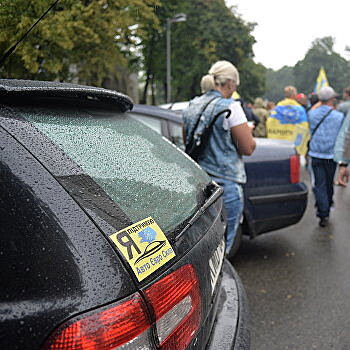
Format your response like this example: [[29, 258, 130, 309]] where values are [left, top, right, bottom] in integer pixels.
[[240, 86, 350, 141], [241, 85, 350, 228], [182, 59, 350, 253]]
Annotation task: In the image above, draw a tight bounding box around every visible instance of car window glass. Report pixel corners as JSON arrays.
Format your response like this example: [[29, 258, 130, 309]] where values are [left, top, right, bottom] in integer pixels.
[[22, 107, 210, 233], [168, 121, 185, 150], [129, 113, 162, 134]]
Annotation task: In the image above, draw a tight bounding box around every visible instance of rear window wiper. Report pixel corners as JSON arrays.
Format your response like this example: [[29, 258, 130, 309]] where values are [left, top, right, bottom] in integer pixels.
[[174, 181, 223, 242]]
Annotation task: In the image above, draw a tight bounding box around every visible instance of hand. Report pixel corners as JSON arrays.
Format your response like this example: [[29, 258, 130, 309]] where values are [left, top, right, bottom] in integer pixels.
[[247, 121, 255, 132], [337, 166, 349, 187]]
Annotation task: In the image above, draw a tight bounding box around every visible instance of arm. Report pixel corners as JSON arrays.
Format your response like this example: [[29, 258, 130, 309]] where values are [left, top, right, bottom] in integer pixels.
[[231, 123, 256, 155]]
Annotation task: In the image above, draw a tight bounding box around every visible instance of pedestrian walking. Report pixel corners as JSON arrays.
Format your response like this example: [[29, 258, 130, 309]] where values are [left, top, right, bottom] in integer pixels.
[[182, 60, 256, 257], [308, 86, 344, 227], [333, 86, 350, 186]]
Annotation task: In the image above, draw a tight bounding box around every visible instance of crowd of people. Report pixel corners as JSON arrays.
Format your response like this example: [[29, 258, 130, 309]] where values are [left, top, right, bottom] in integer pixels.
[[182, 59, 350, 254], [239, 84, 350, 227], [231, 83, 350, 228]]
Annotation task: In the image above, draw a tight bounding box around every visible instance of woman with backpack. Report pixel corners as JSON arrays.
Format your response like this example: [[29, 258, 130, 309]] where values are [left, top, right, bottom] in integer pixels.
[[182, 60, 256, 257]]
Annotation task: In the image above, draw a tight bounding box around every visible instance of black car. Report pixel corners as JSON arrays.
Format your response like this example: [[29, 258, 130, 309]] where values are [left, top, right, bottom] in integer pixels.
[[0, 79, 249, 349], [129, 104, 308, 256]]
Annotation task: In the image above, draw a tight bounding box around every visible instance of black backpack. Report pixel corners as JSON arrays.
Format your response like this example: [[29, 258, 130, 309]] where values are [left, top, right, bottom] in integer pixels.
[[185, 97, 231, 161]]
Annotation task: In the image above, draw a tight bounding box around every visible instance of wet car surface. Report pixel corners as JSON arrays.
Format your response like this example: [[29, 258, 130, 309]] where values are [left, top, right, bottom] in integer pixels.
[[0, 79, 249, 349]]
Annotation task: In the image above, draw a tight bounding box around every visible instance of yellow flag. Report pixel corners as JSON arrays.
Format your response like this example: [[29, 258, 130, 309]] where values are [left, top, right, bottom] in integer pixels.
[[314, 67, 329, 93], [232, 91, 240, 99]]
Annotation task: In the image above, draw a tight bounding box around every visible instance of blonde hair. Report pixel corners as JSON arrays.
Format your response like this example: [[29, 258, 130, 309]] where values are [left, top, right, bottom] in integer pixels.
[[200, 75, 215, 93], [200, 60, 240, 93], [284, 86, 297, 98]]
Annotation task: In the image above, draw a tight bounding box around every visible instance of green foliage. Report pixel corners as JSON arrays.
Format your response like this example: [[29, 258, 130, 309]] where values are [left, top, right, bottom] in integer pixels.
[[265, 66, 295, 102], [294, 37, 350, 95], [2, 3, 350, 104], [141, 0, 264, 103], [266, 37, 350, 102], [0, 0, 159, 86], [238, 59, 266, 103]]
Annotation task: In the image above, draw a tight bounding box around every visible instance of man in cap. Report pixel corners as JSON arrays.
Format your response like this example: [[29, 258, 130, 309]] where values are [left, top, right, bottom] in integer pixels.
[[308, 86, 344, 227]]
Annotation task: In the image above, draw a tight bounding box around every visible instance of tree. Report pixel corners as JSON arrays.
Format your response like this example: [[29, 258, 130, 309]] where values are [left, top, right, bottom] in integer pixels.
[[238, 59, 266, 103], [265, 37, 350, 102], [294, 37, 350, 95], [265, 66, 295, 102], [141, 0, 264, 104], [0, 0, 159, 88]]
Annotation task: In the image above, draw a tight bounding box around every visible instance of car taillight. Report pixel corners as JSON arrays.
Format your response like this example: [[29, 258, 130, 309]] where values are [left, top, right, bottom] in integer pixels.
[[290, 154, 300, 184], [42, 265, 201, 350], [42, 292, 153, 350], [145, 264, 201, 350]]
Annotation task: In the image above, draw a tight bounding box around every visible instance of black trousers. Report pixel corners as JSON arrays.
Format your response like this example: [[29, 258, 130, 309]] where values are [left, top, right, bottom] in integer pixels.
[[310, 157, 337, 218]]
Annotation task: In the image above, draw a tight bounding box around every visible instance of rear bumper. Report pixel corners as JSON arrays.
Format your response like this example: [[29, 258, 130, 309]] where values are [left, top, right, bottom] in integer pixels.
[[247, 183, 308, 204], [206, 260, 250, 350], [243, 182, 308, 237]]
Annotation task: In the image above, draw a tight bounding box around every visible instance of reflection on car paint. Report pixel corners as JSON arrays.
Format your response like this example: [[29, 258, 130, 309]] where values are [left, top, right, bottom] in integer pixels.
[[0, 80, 249, 349]]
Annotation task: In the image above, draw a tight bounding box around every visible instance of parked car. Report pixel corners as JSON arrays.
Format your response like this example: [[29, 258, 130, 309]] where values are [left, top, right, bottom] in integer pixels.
[[159, 101, 190, 113], [130, 104, 308, 255], [0, 79, 250, 350]]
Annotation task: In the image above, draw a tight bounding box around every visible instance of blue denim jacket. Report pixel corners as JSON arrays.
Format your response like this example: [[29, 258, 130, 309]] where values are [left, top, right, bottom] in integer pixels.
[[182, 90, 246, 183], [308, 105, 344, 159]]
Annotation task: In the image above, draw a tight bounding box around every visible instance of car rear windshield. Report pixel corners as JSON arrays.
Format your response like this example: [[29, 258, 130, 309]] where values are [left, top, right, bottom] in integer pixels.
[[21, 105, 210, 233]]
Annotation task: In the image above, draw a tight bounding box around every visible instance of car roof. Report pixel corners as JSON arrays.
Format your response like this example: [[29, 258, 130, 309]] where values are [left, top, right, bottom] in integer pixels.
[[133, 103, 295, 162], [132, 103, 182, 124], [158, 101, 189, 111], [0, 79, 133, 112]]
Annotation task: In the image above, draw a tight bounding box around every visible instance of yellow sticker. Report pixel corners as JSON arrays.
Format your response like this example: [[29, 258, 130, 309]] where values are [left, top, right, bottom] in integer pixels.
[[109, 217, 176, 281]]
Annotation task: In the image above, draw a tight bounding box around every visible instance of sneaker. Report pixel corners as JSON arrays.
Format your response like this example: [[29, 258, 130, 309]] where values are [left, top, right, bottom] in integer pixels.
[[319, 217, 328, 227]]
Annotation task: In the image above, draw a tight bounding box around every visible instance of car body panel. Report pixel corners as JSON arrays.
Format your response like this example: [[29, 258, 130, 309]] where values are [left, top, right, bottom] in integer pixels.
[[206, 261, 250, 350], [0, 80, 249, 350], [131, 104, 308, 239], [242, 138, 308, 236], [0, 127, 137, 349]]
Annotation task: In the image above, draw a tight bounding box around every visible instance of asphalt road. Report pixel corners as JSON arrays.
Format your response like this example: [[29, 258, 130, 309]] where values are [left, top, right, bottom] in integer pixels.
[[232, 166, 350, 350]]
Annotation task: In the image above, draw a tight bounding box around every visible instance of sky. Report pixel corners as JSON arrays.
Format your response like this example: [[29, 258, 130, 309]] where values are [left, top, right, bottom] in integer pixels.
[[226, 0, 350, 70]]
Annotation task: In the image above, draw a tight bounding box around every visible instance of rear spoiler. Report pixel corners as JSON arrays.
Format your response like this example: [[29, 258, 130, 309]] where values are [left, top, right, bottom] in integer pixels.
[[0, 79, 133, 112]]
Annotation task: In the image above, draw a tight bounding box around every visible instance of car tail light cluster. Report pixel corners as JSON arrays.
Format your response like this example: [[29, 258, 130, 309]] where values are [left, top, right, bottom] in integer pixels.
[[42, 265, 201, 350], [144, 264, 201, 350], [290, 154, 300, 184]]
